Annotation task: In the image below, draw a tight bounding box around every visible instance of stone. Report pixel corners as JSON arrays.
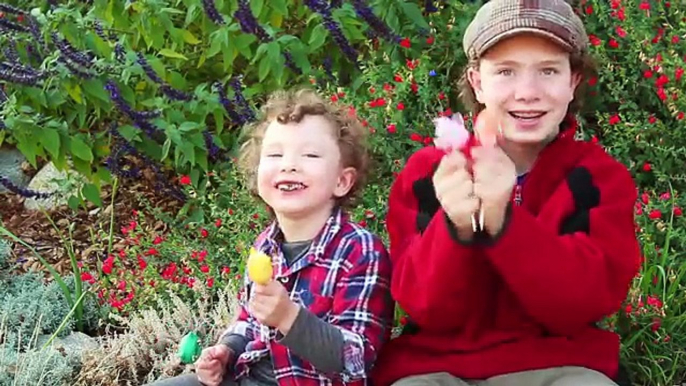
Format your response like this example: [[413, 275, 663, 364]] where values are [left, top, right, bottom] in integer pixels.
[[0, 145, 29, 194], [35, 331, 99, 364], [23, 162, 71, 211]]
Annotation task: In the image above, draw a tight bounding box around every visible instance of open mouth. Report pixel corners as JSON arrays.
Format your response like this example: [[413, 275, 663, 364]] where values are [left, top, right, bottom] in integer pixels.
[[509, 111, 547, 121], [275, 181, 307, 192]]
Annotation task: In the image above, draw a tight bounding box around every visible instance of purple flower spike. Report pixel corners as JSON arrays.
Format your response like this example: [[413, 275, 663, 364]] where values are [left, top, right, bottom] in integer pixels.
[[202, 0, 225, 25]]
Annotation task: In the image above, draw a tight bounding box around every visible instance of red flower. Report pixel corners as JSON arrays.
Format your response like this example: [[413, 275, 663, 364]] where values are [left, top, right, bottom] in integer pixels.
[[200, 265, 210, 273], [615, 26, 626, 38], [676, 67, 684, 81], [198, 249, 208, 262], [648, 209, 662, 219], [410, 133, 422, 142], [643, 70, 653, 78], [674, 207, 683, 216], [221, 266, 231, 275], [118, 280, 127, 292], [608, 114, 621, 125], [639, 1, 650, 10], [81, 272, 96, 284], [642, 162, 652, 172], [102, 255, 115, 274], [672, 35, 680, 44], [387, 124, 397, 134], [608, 39, 619, 48], [396, 102, 405, 110], [677, 112, 685, 120], [153, 236, 163, 245], [589, 35, 602, 46], [207, 277, 214, 288], [138, 256, 147, 270], [179, 175, 191, 185], [200, 228, 209, 238], [145, 247, 159, 256], [426, 36, 434, 44], [399, 38, 411, 48]]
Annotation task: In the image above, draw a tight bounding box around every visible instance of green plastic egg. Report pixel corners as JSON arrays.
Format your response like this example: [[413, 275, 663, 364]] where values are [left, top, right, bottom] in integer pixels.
[[178, 331, 202, 364]]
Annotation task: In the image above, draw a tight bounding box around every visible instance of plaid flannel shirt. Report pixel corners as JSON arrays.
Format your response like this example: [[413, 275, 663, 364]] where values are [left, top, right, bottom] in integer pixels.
[[221, 207, 394, 386]]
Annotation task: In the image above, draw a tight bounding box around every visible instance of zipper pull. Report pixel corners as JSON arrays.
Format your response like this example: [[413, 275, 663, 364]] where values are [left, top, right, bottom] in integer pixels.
[[514, 184, 523, 206]]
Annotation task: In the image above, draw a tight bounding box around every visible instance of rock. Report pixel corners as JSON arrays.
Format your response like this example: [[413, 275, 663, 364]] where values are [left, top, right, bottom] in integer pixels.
[[0, 146, 29, 194], [23, 162, 72, 211], [36, 331, 99, 363]]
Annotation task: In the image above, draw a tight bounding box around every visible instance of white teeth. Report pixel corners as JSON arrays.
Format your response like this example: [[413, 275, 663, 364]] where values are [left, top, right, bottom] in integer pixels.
[[511, 112, 545, 119], [277, 183, 305, 191]]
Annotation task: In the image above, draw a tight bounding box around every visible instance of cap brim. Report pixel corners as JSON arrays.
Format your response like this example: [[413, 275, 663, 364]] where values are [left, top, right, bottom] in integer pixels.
[[478, 28, 575, 58]]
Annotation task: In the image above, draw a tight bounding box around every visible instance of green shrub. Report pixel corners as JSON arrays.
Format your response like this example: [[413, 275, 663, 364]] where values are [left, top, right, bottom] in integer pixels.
[[0, 345, 75, 386], [0, 272, 99, 349]]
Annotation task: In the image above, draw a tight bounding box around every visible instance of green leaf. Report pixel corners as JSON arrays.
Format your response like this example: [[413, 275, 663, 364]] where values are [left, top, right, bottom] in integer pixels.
[[182, 29, 201, 44], [258, 56, 271, 82], [70, 137, 94, 162], [161, 137, 172, 161], [234, 34, 257, 58], [81, 183, 103, 207], [82, 79, 111, 103], [308, 24, 327, 51], [42, 129, 61, 158], [207, 32, 224, 58], [159, 48, 188, 60], [399, 1, 430, 30], [271, 0, 288, 15], [250, 0, 265, 17]]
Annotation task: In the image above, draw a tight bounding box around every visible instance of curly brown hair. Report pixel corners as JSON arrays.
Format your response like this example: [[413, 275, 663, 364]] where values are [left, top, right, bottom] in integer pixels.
[[237, 88, 370, 211], [457, 51, 597, 117]]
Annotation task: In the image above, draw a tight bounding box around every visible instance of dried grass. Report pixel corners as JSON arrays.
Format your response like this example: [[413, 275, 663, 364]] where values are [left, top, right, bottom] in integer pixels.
[[74, 283, 240, 386]]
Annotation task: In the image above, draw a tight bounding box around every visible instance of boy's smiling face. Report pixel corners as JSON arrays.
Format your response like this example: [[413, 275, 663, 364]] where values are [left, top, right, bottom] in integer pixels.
[[257, 114, 356, 222], [468, 34, 582, 146]]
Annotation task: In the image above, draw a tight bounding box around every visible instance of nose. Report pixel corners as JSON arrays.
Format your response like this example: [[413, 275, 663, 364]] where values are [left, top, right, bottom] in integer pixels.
[[513, 72, 541, 103], [280, 154, 299, 173]]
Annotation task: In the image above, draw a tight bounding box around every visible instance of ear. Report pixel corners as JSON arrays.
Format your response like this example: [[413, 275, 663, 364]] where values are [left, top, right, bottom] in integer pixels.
[[568, 72, 583, 102], [467, 67, 485, 103], [333, 167, 357, 198]]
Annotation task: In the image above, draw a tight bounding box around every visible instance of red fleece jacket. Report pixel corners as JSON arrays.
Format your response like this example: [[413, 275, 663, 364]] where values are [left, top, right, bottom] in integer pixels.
[[371, 125, 641, 385]]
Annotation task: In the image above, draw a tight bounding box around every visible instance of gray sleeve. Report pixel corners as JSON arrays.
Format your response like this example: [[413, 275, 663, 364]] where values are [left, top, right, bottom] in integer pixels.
[[277, 307, 345, 373], [218, 333, 249, 358]]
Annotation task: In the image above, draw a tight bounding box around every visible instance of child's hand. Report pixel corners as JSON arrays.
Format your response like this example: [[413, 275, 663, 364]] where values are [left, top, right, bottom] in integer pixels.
[[195, 344, 232, 386], [250, 280, 300, 335], [471, 145, 516, 236]]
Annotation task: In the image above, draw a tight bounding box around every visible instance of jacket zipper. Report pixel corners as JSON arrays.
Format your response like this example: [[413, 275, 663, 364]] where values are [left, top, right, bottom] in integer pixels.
[[514, 183, 523, 206]]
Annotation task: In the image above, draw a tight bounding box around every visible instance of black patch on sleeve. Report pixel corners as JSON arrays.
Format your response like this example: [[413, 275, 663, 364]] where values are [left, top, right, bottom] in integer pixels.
[[559, 166, 601, 235], [411, 166, 441, 233]]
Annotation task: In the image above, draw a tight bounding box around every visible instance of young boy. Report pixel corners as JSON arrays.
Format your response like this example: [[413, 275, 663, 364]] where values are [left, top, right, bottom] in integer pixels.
[[149, 89, 394, 386], [372, 1, 640, 386]]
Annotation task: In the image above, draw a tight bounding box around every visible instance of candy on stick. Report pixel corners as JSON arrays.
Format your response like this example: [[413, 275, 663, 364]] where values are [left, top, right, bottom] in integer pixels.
[[433, 113, 470, 152]]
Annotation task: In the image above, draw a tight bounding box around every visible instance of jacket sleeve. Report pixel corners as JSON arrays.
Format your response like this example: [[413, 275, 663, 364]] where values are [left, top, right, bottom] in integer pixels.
[[386, 147, 483, 332], [327, 234, 395, 381], [484, 153, 641, 336]]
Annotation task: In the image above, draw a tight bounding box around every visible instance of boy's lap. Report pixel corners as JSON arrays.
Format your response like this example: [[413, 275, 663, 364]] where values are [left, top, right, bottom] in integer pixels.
[[391, 367, 618, 386], [144, 373, 237, 386]]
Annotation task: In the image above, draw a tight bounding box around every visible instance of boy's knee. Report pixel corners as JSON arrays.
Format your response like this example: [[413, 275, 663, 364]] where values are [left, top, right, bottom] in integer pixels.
[[392, 372, 471, 386]]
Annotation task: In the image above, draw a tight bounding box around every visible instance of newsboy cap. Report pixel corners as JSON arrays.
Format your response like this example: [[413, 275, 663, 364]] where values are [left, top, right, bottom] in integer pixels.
[[463, 0, 589, 61]]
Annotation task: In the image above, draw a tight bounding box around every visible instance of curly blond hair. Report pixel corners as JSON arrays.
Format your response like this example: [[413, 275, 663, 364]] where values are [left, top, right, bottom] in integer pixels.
[[237, 88, 370, 211]]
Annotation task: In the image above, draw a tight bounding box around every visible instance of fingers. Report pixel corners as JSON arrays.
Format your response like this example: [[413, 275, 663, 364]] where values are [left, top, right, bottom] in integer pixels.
[[434, 149, 468, 180]]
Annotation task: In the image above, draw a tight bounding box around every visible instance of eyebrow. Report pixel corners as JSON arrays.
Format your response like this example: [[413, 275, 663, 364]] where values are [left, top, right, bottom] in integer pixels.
[[493, 59, 566, 66]]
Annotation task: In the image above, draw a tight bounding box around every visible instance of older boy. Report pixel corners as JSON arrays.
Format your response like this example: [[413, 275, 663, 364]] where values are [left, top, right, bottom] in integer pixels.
[[372, 1, 640, 386]]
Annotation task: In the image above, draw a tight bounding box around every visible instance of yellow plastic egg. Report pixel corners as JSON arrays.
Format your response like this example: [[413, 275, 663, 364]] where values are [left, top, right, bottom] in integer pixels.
[[247, 248, 273, 285]]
